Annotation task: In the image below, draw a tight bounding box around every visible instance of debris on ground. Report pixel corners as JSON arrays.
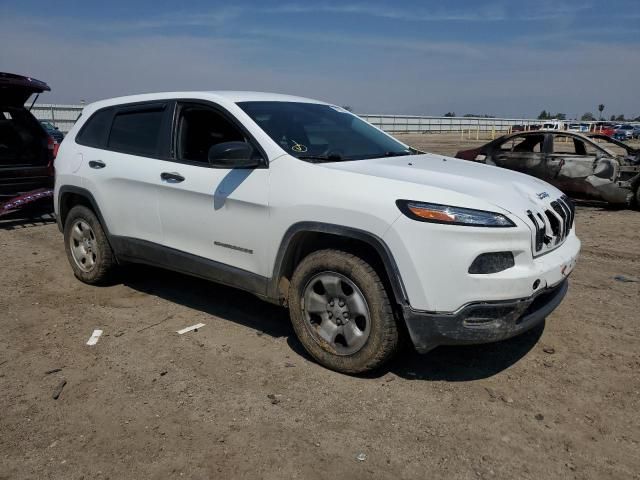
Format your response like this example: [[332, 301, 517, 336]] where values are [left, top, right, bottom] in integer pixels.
[[613, 275, 638, 283], [356, 452, 367, 462], [267, 394, 281, 405], [86, 330, 103, 346], [45, 368, 62, 375], [535, 413, 544, 421], [176, 323, 206, 335], [52, 380, 67, 400], [543, 347, 556, 354]]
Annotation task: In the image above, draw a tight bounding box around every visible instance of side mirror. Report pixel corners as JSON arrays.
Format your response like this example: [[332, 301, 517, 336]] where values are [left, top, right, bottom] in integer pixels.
[[207, 141, 260, 169]]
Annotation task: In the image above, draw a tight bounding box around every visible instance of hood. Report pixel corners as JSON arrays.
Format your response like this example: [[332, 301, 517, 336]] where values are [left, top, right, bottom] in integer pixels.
[[320, 153, 564, 215], [0, 72, 50, 106]]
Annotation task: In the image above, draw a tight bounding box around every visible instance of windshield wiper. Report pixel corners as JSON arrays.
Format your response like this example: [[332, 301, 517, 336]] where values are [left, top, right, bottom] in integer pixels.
[[383, 151, 413, 157], [297, 153, 344, 163]]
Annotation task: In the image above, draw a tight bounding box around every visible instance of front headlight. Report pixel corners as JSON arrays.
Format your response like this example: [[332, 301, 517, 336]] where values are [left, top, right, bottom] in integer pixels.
[[396, 200, 515, 227]]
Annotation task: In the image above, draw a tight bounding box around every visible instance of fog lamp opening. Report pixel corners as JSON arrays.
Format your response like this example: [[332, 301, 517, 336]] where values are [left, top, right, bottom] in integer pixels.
[[468, 252, 515, 274]]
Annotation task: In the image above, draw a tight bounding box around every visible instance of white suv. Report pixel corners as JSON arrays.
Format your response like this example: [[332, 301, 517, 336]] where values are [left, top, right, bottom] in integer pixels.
[[54, 92, 580, 373]]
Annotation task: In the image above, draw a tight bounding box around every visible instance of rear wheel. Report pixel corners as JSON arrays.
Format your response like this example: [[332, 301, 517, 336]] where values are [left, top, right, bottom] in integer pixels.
[[64, 205, 116, 284], [288, 249, 399, 374]]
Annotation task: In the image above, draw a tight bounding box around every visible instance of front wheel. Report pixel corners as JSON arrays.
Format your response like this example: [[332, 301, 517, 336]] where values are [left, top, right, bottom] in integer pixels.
[[288, 249, 400, 374]]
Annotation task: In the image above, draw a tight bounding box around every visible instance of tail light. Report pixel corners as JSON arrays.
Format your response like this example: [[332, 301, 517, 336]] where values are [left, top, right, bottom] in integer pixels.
[[46, 135, 58, 175], [47, 135, 59, 159]]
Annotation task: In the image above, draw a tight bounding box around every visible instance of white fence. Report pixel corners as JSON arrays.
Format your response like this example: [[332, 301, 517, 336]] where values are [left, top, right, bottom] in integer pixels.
[[30, 104, 84, 133], [359, 114, 541, 133], [31, 104, 617, 135]]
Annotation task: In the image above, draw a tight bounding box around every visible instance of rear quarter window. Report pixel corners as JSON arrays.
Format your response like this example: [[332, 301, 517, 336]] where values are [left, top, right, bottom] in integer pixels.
[[76, 108, 113, 148]]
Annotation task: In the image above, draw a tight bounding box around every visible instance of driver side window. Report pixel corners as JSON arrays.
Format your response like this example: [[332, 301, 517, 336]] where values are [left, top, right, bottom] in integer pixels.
[[176, 104, 251, 163]]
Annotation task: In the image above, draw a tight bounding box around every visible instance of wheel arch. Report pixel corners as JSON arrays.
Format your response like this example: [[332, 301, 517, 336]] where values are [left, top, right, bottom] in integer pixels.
[[57, 186, 113, 241], [269, 222, 409, 309]]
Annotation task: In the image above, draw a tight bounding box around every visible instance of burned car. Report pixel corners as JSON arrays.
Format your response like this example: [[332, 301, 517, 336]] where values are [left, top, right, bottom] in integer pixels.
[[456, 131, 640, 207]]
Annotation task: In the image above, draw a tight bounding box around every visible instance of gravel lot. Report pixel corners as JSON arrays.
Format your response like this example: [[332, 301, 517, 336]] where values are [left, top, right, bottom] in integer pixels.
[[1, 134, 639, 479]]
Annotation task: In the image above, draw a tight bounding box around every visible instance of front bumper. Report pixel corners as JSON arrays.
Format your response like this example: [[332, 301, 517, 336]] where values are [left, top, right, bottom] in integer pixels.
[[403, 279, 568, 353]]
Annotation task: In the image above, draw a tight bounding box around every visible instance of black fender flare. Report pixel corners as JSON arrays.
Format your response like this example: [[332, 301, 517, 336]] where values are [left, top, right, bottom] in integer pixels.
[[268, 221, 409, 306], [57, 186, 112, 238]]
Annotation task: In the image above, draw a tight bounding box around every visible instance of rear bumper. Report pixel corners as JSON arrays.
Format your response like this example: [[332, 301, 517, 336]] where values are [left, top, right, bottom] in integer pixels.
[[403, 279, 568, 353]]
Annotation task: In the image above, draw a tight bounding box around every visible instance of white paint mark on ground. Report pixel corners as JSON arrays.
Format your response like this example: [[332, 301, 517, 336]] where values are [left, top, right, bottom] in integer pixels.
[[176, 323, 206, 335], [86, 329, 103, 346]]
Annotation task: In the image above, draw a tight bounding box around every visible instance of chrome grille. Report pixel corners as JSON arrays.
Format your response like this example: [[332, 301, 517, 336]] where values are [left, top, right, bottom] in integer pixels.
[[527, 196, 574, 256]]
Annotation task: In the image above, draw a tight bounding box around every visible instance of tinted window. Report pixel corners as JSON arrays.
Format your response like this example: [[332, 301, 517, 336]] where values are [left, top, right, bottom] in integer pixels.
[[107, 107, 165, 156], [76, 108, 113, 148], [177, 105, 247, 163]]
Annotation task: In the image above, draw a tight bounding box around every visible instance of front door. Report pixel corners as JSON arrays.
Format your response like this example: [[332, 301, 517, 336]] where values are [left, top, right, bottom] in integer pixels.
[[156, 101, 270, 277]]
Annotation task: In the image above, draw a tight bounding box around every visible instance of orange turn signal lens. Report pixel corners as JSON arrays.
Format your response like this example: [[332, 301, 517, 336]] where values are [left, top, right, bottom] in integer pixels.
[[408, 206, 456, 222]]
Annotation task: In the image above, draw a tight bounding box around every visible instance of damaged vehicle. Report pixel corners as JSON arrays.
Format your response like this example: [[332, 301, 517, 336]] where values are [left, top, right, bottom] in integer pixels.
[[0, 72, 56, 216], [456, 131, 640, 207]]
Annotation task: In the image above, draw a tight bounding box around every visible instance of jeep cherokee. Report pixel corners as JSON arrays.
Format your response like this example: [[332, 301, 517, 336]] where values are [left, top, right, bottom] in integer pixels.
[[54, 92, 581, 373]]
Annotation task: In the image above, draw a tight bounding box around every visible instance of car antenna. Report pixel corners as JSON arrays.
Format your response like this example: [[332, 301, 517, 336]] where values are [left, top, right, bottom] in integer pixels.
[[28, 93, 40, 112]]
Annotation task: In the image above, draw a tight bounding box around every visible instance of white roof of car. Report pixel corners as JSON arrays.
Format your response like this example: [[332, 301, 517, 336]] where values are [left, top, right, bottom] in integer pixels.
[[84, 91, 328, 112]]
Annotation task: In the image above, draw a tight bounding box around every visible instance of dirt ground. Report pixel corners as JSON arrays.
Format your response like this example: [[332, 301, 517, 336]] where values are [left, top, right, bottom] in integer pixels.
[[1, 134, 639, 480]]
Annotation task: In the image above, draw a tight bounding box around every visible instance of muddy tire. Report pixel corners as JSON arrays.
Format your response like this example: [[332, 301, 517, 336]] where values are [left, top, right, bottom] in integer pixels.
[[288, 249, 399, 374], [64, 205, 117, 284]]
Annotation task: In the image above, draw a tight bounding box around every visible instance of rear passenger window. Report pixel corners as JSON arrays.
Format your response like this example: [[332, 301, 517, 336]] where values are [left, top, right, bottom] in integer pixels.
[[107, 107, 165, 156], [76, 108, 113, 148]]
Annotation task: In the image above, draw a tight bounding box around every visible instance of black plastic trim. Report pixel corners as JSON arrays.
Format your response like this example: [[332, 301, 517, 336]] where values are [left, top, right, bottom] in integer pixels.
[[111, 236, 268, 297], [56, 186, 111, 236], [268, 221, 409, 305], [403, 279, 568, 353]]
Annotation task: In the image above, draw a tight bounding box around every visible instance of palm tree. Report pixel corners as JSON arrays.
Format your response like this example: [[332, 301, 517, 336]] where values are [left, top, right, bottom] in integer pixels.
[[598, 104, 605, 120]]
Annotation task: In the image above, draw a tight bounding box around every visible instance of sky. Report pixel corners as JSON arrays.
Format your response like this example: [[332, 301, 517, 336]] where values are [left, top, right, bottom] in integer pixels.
[[1, 0, 639, 118]]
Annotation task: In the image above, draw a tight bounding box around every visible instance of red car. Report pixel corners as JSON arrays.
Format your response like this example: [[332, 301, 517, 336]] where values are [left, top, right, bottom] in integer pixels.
[[592, 122, 615, 137]]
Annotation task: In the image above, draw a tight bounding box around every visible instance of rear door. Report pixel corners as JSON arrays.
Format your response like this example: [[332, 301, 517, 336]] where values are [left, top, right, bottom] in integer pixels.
[[76, 102, 170, 242], [156, 101, 270, 277]]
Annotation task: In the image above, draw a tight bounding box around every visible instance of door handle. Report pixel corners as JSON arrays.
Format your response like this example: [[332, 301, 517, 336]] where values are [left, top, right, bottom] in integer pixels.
[[89, 160, 106, 169], [161, 172, 185, 183]]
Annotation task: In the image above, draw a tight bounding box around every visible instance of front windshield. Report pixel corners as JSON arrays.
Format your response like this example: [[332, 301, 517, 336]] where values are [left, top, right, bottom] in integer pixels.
[[237, 101, 413, 162]]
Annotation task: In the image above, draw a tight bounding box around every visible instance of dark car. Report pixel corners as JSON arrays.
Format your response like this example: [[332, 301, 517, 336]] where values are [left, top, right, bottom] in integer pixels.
[[456, 131, 640, 207], [0, 72, 56, 201], [40, 120, 64, 143]]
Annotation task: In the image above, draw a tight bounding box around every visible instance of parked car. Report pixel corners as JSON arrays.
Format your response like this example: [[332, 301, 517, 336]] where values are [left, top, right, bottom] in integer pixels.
[[54, 92, 580, 373], [512, 124, 541, 132], [612, 130, 627, 141], [541, 121, 567, 131], [614, 124, 634, 140], [633, 125, 640, 139], [456, 131, 640, 206], [0, 72, 56, 200], [593, 122, 616, 137], [568, 123, 589, 132], [40, 121, 64, 143]]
